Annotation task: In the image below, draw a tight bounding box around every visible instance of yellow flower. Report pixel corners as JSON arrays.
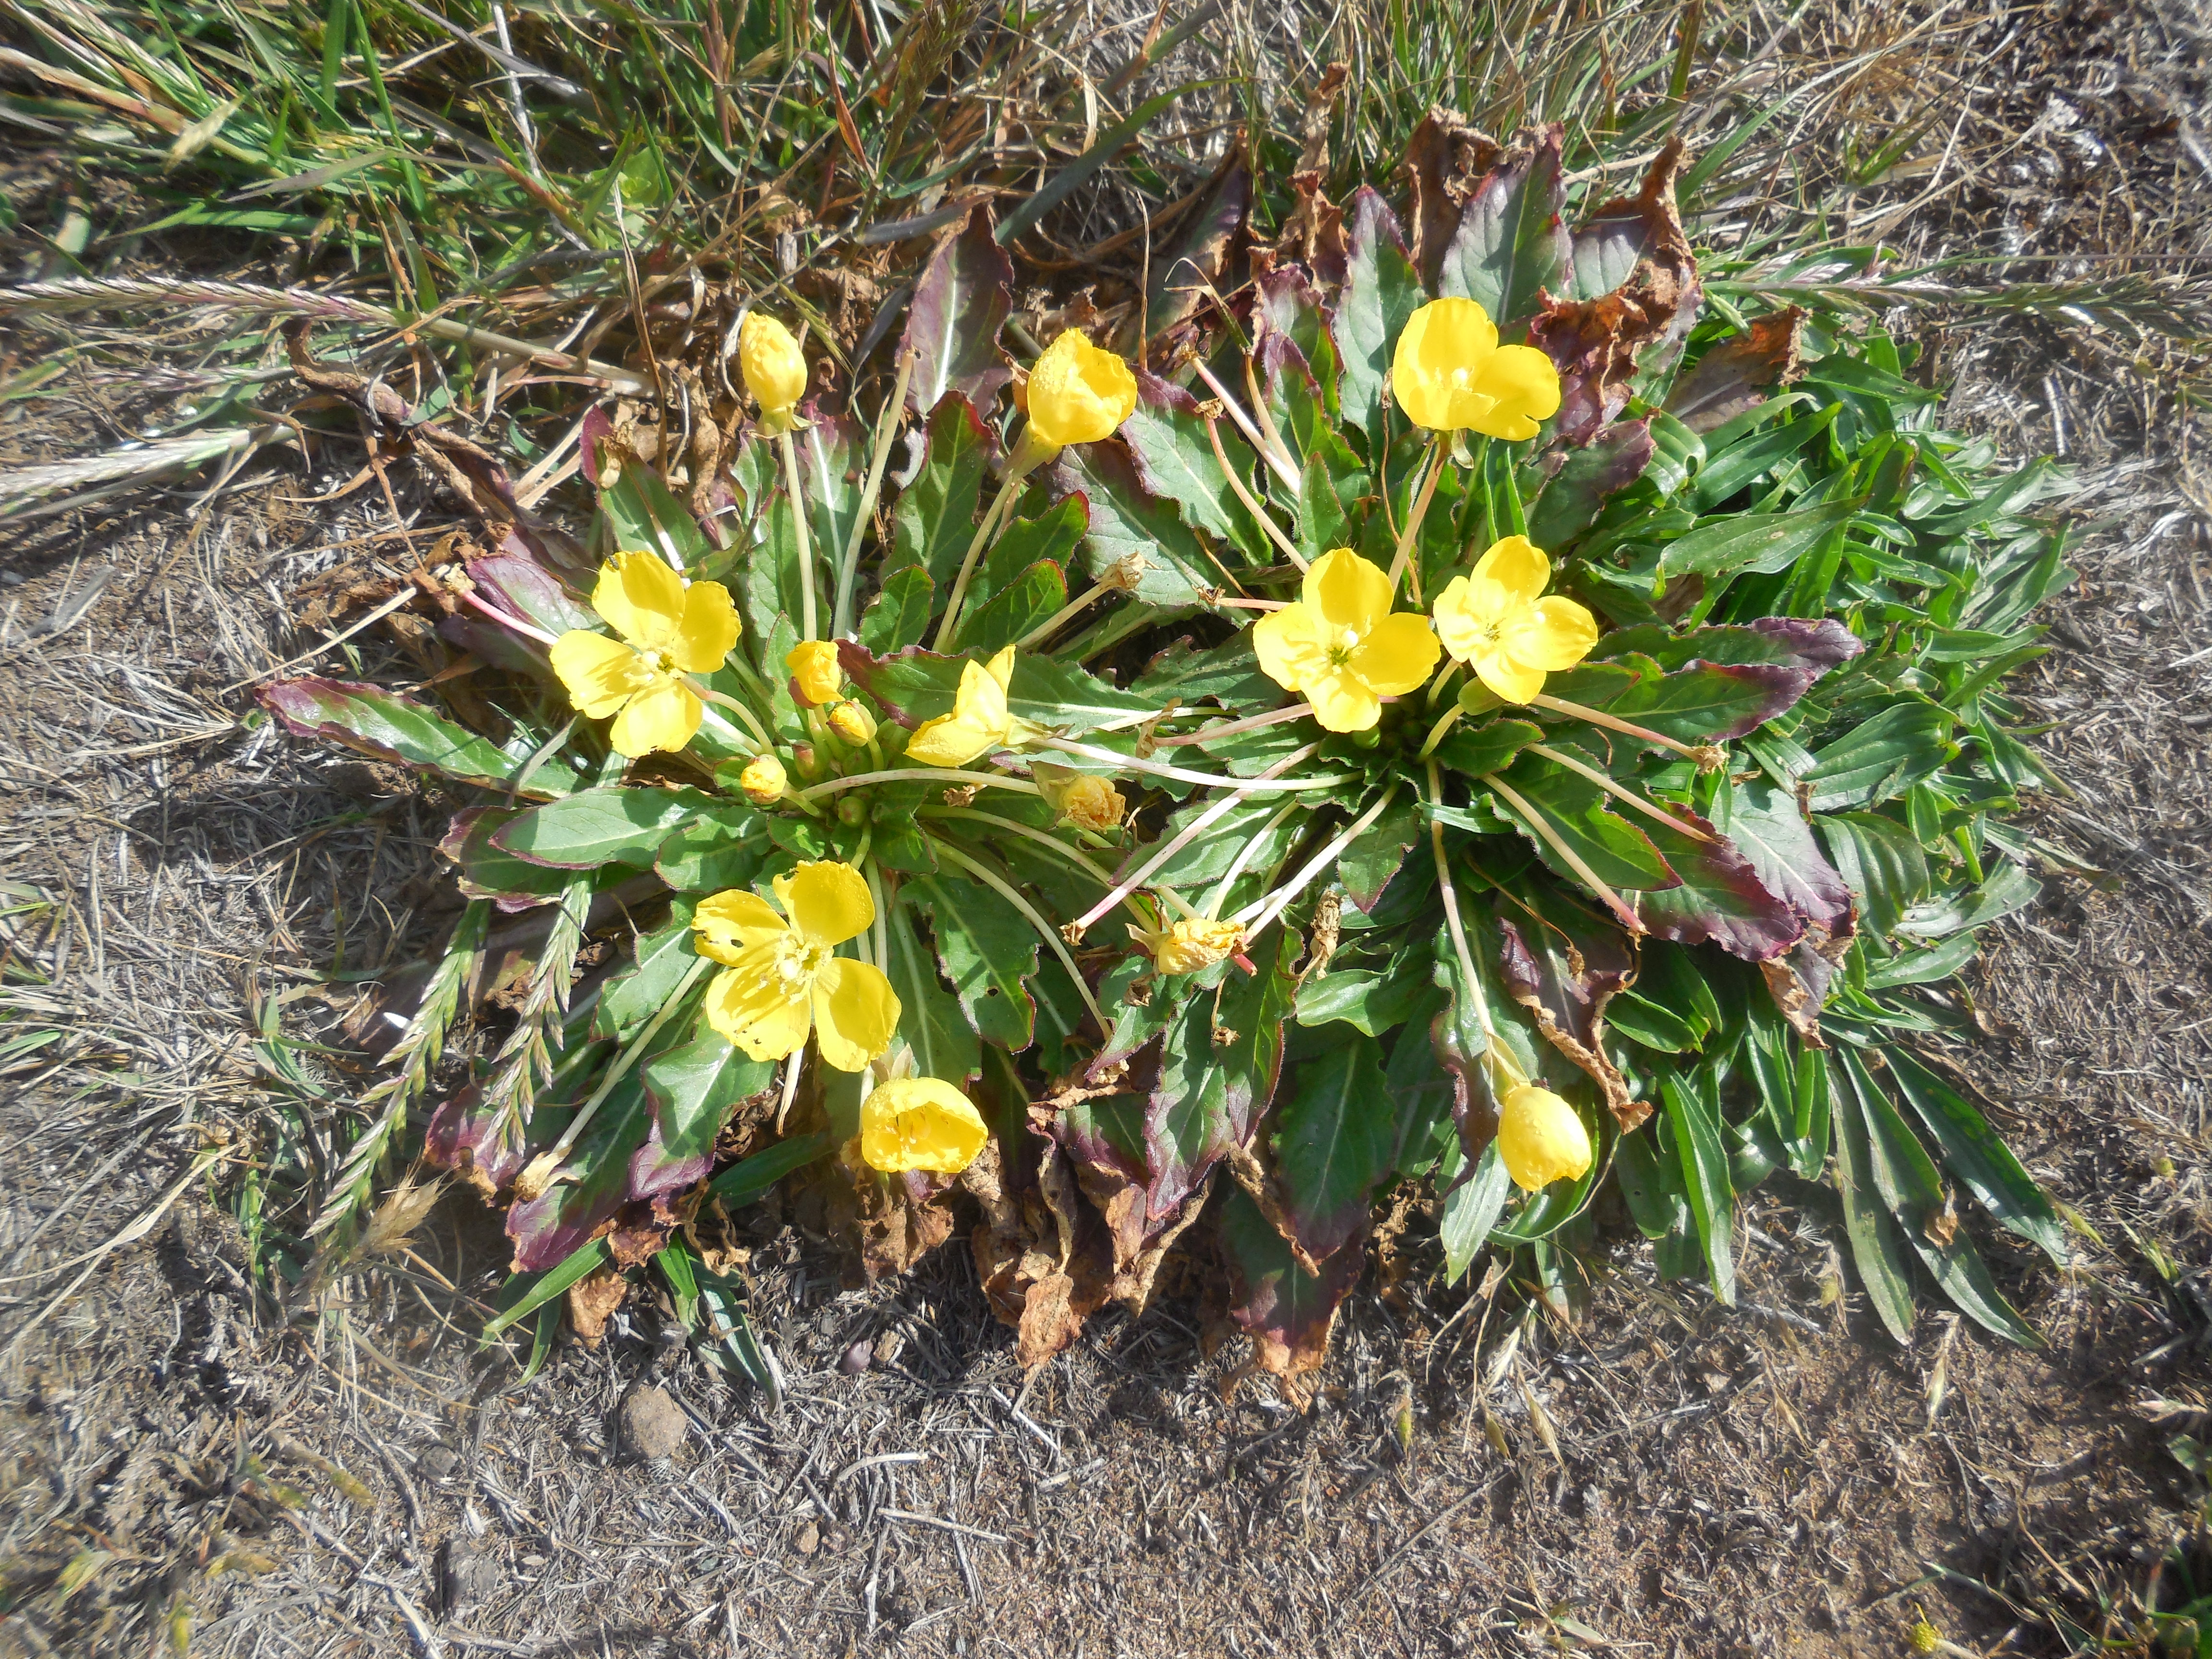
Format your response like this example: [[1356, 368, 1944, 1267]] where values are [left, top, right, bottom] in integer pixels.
[[549, 551, 739, 756], [740, 312, 808, 433], [1251, 547, 1441, 733], [860, 1076, 989, 1175], [827, 700, 877, 745], [692, 863, 901, 1070], [786, 639, 842, 706], [1133, 917, 1246, 975], [904, 645, 1039, 767], [1036, 765, 1123, 832], [738, 753, 787, 806], [1392, 297, 1562, 440], [1432, 536, 1599, 704], [1496, 1085, 1593, 1193], [1024, 329, 1139, 450]]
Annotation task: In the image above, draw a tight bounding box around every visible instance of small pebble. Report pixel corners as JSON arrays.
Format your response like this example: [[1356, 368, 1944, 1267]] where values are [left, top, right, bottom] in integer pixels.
[[615, 1382, 688, 1461], [793, 1520, 819, 1555], [839, 1339, 873, 1374], [438, 1538, 503, 1616]]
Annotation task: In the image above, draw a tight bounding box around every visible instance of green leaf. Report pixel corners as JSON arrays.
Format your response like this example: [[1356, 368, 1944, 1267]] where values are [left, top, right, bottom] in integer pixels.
[[1337, 794, 1424, 911], [642, 1033, 774, 1165], [493, 786, 717, 869], [860, 565, 935, 653], [1435, 125, 1568, 332], [1334, 188, 1424, 440], [1827, 1055, 1916, 1343], [1802, 701, 1958, 811], [261, 678, 575, 797], [1662, 1072, 1736, 1305], [1686, 404, 1838, 513], [655, 804, 769, 893], [882, 902, 981, 1085], [1607, 990, 1702, 1052], [1818, 811, 1930, 936], [1049, 441, 1225, 607], [1527, 420, 1656, 550], [1121, 371, 1268, 564], [1439, 1140, 1512, 1285], [1431, 717, 1543, 778], [483, 1237, 611, 1340], [707, 1131, 833, 1208], [1479, 755, 1679, 890], [1146, 927, 1297, 1210], [1884, 1049, 2067, 1264], [908, 873, 1039, 1050], [961, 561, 1066, 654], [976, 495, 1086, 604], [1613, 1126, 1692, 1240], [888, 394, 993, 589], [1269, 1034, 1398, 1260], [595, 903, 699, 1041], [441, 807, 575, 908], [851, 645, 1154, 736], [1656, 501, 1858, 579], [1295, 968, 1430, 1037]]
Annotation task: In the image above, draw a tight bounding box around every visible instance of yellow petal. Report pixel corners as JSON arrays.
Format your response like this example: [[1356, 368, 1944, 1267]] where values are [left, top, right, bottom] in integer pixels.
[[1471, 648, 1547, 705], [592, 550, 686, 651], [1025, 329, 1139, 449], [1136, 918, 1247, 974], [1348, 611, 1442, 697], [859, 1077, 989, 1174], [549, 631, 646, 718], [952, 655, 1011, 732], [1466, 344, 1563, 441], [608, 676, 701, 755], [739, 313, 808, 420], [692, 889, 789, 963], [812, 958, 901, 1071], [1304, 547, 1393, 638], [785, 639, 843, 705], [1505, 594, 1599, 673], [1391, 297, 1502, 433], [1252, 601, 1330, 695], [702, 953, 811, 1062], [673, 579, 740, 674], [1306, 668, 1383, 733], [1496, 1084, 1593, 1192], [774, 860, 875, 948], [905, 712, 998, 768], [1470, 536, 1551, 607], [983, 644, 1018, 692]]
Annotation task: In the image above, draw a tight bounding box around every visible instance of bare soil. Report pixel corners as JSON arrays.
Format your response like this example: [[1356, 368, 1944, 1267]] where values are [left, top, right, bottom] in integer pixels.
[[5, 4, 2212, 1656]]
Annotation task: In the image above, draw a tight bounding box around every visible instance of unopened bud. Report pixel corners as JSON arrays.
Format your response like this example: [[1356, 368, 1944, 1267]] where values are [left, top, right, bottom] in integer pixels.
[[828, 700, 877, 745], [786, 640, 842, 707], [791, 741, 824, 780], [836, 796, 868, 827], [739, 753, 787, 806], [1033, 761, 1125, 832]]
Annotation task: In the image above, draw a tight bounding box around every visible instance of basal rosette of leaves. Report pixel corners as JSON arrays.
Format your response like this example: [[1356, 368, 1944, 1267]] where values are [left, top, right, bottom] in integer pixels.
[[263, 122, 2076, 1395]]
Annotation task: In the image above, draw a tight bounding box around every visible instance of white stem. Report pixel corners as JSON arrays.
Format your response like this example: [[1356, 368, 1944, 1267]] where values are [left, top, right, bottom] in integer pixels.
[[1204, 413, 1307, 571], [1192, 359, 1299, 496], [932, 471, 1020, 652], [1526, 743, 1715, 842], [1039, 735, 1355, 795], [1484, 770, 1645, 934], [524, 953, 710, 1188], [1242, 352, 1304, 492], [799, 767, 1042, 802], [836, 349, 917, 637], [779, 431, 816, 641], [1204, 800, 1303, 920], [1236, 783, 1402, 932]]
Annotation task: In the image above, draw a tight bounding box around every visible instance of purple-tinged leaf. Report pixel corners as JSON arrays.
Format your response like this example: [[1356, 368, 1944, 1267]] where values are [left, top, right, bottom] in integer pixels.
[[261, 677, 573, 797], [1526, 419, 1655, 549], [505, 1072, 708, 1273], [469, 548, 594, 637], [1144, 154, 1250, 352], [440, 806, 569, 912], [425, 1081, 529, 1196], [1436, 123, 1569, 336], [1400, 110, 1502, 290], [1666, 307, 1807, 433], [1142, 927, 1296, 1218], [1594, 617, 1863, 675], [901, 204, 1013, 419], [1219, 1183, 1363, 1406], [1266, 1034, 1400, 1262], [1497, 887, 1640, 1129], [1334, 186, 1424, 436], [1723, 781, 1854, 933], [1636, 806, 1811, 962]]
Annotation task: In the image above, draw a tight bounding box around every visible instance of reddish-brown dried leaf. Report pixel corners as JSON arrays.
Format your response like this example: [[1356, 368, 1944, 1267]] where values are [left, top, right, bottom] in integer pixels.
[[567, 1264, 628, 1347], [1665, 307, 1809, 433], [1398, 109, 1502, 289]]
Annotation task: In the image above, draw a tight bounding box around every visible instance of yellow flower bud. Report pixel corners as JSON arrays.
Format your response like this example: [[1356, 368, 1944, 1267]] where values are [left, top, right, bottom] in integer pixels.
[[1495, 1085, 1593, 1193], [827, 700, 877, 745], [785, 639, 842, 706], [739, 753, 787, 806], [860, 1076, 989, 1174], [1024, 329, 1139, 450], [1133, 917, 1246, 976], [740, 312, 808, 433]]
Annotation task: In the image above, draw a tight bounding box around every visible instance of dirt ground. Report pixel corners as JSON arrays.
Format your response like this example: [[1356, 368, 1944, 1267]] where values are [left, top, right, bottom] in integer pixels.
[[6, 4, 2212, 1656]]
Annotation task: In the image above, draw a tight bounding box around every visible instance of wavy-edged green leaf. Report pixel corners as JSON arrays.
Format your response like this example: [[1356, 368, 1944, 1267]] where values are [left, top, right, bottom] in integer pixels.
[[961, 561, 1066, 654], [888, 393, 994, 589], [1656, 500, 1858, 580], [263, 677, 576, 797], [493, 786, 717, 869], [908, 872, 1038, 1050], [1048, 438, 1224, 607], [1121, 371, 1269, 565], [1802, 700, 1958, 811], [595, 901, 699, 1041], [860, 565, 936, 654], [1269, 1034, 1397, 1261]]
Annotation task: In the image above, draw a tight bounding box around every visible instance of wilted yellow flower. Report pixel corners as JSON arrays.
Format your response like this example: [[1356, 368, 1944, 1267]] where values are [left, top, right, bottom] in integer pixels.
[[827, 700, 877, 745], [1133, 917, 1246, 975], [905, 645, 1038, 767], [693, 863, 900, 1070], [1043, 769, 1124, 832], [739, 753, 787, 806], [1252, 547, 1441, 733], [1025, 329, 1139, 450], [1392, 297, 1561, 440], [1496, 1085, 1592, 1193], [1432, 536, 1599, 704], [860, 1076, 989, 1174], [549, 551, 738, 756], [786, 639, 842, 706], [740, 312, 808, 433]]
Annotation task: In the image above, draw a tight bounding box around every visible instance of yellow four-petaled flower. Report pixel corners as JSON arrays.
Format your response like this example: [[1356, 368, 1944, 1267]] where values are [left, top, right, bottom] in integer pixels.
[[1432, 535, 1599, 704], [860, 1077, 989, 1174], [1392, 297, 1562, 440], [693, 863, 900, 1071], [1253, 548, 1441, 733], [549, 551, 738, 756]]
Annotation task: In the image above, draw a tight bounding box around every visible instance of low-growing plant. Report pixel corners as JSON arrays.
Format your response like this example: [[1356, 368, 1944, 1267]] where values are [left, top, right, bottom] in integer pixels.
[[242, 112, 2076, 1393]]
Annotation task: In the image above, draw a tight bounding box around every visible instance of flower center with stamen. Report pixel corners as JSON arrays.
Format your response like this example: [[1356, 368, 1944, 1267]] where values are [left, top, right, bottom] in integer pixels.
[[1328, 625, 1362, 667], [638, 647, 673, 676], [773, 935, 830, 988]]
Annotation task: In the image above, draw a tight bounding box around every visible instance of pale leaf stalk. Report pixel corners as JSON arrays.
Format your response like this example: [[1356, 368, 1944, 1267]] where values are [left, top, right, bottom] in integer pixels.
[[1526, 743, 1715, 842], [1482, 770, 1646, 934], [1417, 704, 1464, 760], [1204, 800, 1303, 920], [309, 900, 488, 1237], [1190, 359, 1299, 495], [1203, 412, 1308, 571], [1071, 743, 1322, 935], [931, 841, 1108, 1035], [1385, 439, 1443, 599], [864, 857, 891, 979], [917, 805, 1140, 901], [1153, 702, 1314, 748], [1424, 758, 1502, 1060], [1235, 783, 1401, 933], [835, 349, 917, 637], [1014, 576, 1118, 652], [682, 678, 771, 756], [800, 767, 1042, 802], [1039, 735, 1357, 795], [778, 431, 817, 641], [516, 953, 712, 1197], [933, 453, 1035, 650], [1530, 693, 1714, 767], [459, 587, 558, 647], [1241, 353, 1305, 493]]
